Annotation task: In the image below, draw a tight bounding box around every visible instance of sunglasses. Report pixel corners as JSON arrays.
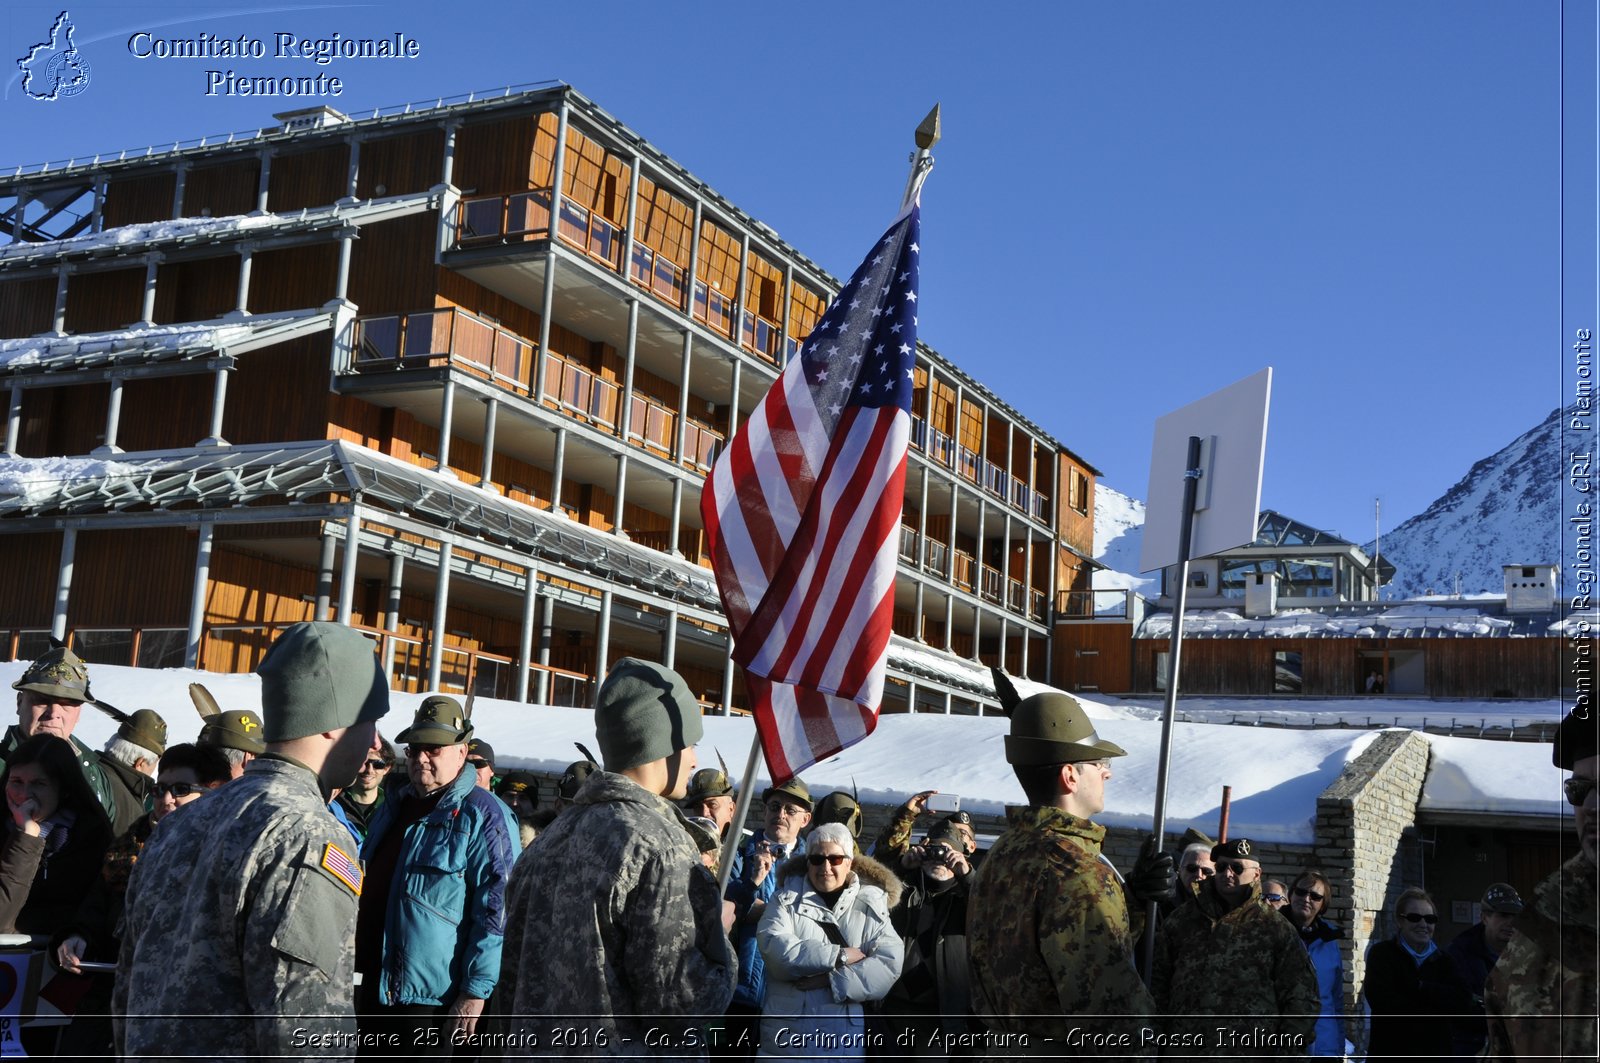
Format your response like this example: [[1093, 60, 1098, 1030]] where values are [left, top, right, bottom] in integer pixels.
[[405, 745, 445, 759], [1184, 865, 1215, 879], [1399, 912, 1439, 925], [1292, 885, 1325, 902], [808, 853, 849, 867], [1263, 893, 1285, 903], [156, 782, 209, 798], [1565, 776, 1597, 807], [1215, 861, 1257, 876], [361, 759, 389, 771], [468, 759, 490, 770]]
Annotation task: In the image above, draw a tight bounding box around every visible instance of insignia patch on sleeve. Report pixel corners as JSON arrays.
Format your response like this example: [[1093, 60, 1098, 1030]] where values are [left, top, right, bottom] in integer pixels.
[[321, 841, 363, 896]]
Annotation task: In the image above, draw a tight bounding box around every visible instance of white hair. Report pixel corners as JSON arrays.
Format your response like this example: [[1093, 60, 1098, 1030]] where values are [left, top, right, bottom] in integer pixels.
[[808, 821, 855, 854], [1181, 842, 1213, 863], [103, 735, 159, 774], [220, 747, 250, 768]]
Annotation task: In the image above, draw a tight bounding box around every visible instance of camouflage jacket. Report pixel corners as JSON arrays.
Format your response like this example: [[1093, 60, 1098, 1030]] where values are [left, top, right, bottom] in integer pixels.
[[113, 756, 364, 1061], [1151, 878, 1319, 1055], [1484, 853, 1599, 1061], [871, 801, 921, 861], [967, 806, 1155, 1055], [494, 771, 737, 1057]]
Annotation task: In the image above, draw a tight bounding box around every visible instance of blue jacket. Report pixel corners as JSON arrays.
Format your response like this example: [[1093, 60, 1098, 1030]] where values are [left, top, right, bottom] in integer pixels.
[[361, 770, 519, 1006], [1293, 914, 1346, 1057], [724, 828, 805, 1009]]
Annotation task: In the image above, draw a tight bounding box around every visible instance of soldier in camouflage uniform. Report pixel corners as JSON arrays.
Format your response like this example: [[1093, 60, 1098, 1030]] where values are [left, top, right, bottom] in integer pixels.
[[114, 622, 390, 1060], [1151, 838, 1319, 1055], [967, 685, 1172, 1054], [496, 659, 736, 1056], [6, 645, 143, 833], [1484, 705, 1599, 1060]]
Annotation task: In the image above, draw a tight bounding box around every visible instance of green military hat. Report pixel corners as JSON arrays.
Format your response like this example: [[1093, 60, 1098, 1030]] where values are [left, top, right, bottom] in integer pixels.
[[199, 709, 268, 755], [12, 645, 92, 703], [118, 709, 168, 756], [396, 694, 473, 746], [1211, 838, 1258, 863], [761, 777, 813, 811], [813, 790, 863, 839], [925, 820, 967, 851], [685, 766, 736, 804], [1003, 691, 1127, 766], [558, 758, 596, 800]]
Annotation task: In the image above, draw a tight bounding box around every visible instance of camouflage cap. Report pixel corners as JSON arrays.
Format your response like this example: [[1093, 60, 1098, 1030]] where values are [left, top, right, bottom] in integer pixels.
[[1481, 882, 1524, 914], [1004, 691, 1127, 766], [812, 791, 863, 839], [198, 709, 267, 755], [685, 767, 735, 803], [117, 708, 168, 756], [558, 758, 596, 800], [257, 622, 389, 742], [761, 777, 813, 812], [684, 815, 722, 854], [11, 645, 91, 703], [395, 694, 473, 746], [1211, 838, 1259, 863]]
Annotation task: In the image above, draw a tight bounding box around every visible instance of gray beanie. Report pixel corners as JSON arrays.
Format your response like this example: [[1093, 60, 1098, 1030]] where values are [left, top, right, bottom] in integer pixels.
[[256, 622, 390, 742], [593, 658, 703, 772]]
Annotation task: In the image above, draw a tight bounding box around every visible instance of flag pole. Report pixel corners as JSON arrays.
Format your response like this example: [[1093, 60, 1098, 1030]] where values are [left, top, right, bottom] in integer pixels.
[[900, 104, 941, 212], [717, 730, 764, 894]]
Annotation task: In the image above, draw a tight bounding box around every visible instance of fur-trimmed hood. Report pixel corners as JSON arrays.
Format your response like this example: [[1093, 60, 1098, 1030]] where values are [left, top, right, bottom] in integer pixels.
[[775, 848, 903, 908]]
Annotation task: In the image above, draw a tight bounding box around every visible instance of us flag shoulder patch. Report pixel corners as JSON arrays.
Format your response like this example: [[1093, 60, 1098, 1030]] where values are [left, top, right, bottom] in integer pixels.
[[321, 842, 362, 896]]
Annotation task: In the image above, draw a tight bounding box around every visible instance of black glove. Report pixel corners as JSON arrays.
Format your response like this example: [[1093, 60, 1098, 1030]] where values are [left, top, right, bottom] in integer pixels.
[[1127, 838, 1176, 904]]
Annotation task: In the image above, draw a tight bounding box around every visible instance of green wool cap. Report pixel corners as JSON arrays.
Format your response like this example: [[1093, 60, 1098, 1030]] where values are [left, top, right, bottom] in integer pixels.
[[593, 658, 703, 773], [118, 708, 168, 756], [256, 622, 390, 742]]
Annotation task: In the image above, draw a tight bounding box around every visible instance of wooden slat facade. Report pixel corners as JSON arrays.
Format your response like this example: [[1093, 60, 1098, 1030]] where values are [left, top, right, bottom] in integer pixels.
[[182, 159, 260, 219], [1053, 621, 1137, 694], [266, 145, 350, 214], [0, 276, 57, 336], [1131, 636, 1564, 698], [63, 268, 145, 333]]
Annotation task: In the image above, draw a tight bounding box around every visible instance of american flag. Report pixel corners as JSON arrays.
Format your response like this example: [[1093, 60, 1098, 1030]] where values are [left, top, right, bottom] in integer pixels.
[[702, 205, 920, 784]]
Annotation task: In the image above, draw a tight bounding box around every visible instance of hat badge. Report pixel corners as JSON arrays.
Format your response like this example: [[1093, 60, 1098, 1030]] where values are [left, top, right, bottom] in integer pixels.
[[1236, 839, 1251, 856], [238, 714, 257, 732]]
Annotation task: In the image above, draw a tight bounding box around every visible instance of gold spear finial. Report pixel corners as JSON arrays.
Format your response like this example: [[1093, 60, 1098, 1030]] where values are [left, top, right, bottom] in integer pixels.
[[915, 104, 942, 150]]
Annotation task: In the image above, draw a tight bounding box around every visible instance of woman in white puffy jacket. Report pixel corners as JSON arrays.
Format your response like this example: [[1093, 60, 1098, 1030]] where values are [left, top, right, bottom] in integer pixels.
[[755, 821, 904, 1059]]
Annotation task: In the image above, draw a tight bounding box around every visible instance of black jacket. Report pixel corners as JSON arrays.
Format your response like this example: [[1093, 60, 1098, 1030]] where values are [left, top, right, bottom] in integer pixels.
[[1365, 937, 1474, 1061]]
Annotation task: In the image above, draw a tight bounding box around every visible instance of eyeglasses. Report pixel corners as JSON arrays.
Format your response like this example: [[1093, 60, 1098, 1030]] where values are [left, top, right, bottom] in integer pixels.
[[1565, 775, 1597, 807], [808, 853, 849, 867], [1399, 912, 1439, 925], [156, 782, 208, 798], [361, 759, 389, 771], [766, 802, 807, 818], [1292, 885, 1325, 902], [1264, 893, 1285, 903], [1183, 864, 1215, 879], [1215, 861, 1258, 876]]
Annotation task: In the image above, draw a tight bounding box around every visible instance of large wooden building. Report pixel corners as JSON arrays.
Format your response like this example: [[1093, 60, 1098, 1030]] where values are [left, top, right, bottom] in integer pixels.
[[0, 86, 1100, 714]]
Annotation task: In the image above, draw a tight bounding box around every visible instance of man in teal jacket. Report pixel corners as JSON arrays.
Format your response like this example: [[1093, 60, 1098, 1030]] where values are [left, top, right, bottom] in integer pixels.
[[357, 694, 519, 1052]]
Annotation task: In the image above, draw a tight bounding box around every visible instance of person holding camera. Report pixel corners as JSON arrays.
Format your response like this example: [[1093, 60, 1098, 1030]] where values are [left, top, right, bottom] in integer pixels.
[[880, 819, 982, 1056]]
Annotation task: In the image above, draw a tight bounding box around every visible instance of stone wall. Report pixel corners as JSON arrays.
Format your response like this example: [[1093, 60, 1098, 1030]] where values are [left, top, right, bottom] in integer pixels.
[[1312, 729, 1432, 1049]]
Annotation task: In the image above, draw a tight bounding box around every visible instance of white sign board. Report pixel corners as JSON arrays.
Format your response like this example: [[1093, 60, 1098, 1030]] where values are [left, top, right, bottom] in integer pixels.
[[1139, 368, 1272, 573]]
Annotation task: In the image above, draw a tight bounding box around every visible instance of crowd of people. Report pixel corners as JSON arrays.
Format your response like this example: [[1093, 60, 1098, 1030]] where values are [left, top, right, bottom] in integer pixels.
[[0, 626, 1593, 1060]]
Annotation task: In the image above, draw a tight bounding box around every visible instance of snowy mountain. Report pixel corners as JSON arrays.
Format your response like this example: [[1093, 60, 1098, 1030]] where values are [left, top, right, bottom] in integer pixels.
[[1090, 407, 1573, 601], [1368, 407, 1567, 598], [1092, 483, 1155, 595]]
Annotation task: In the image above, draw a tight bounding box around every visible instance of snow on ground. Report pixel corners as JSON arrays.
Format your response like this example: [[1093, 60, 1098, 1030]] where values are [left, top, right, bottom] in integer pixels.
[[3, 658, 1564, 845], [1109, 694, 1565, 732], [1135, 605, 1550, 639]]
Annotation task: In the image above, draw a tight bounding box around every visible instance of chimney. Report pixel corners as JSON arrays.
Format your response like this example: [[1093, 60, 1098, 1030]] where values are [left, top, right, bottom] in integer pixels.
[[1245, 571, 1278, 618], [273, 105, 350, 134], [1503, 564, 1558, 613]]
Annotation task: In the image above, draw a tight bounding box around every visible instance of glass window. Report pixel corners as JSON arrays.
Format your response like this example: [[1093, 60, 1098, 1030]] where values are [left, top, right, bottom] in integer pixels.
[[1274, 651, 1303, 694]]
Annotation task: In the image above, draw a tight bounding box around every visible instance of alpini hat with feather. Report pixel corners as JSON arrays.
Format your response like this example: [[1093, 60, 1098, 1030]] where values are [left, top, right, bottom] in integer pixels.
[[12, 645, 92, 703], [993, 667, 1126, 765]]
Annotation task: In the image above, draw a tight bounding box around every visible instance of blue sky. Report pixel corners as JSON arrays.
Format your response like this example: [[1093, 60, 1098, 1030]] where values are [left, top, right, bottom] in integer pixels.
[[2, 1, 1592, 559]]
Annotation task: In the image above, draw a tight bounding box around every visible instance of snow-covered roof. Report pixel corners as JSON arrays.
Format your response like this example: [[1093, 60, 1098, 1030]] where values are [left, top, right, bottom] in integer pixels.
[[0, 307, 333, 379], [1135, 603, 1565, 639], [0, 191, 440, 271], [18, 659, 1566, 846]]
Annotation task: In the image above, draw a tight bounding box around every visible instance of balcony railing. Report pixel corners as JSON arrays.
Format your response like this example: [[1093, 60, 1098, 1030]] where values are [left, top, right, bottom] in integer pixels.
[[629, 243, 689, 311], [924, 537, 950, 578], [739, 308, 782, 364], [693, 280, 737, 340], [898, 524, 918, 562], [456, 189, 622, 272], [980, 565, 1004, 603], [355, 308, 537, 394], [1056, 589, 1138, 619], [953, 550, 975, 592], [909, 418, 1048, 523], [543, 352, 722, 471]]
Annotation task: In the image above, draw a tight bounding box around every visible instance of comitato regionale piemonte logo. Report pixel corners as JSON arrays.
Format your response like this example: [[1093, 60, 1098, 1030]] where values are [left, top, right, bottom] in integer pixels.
[[17, 10, 92, 102]]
